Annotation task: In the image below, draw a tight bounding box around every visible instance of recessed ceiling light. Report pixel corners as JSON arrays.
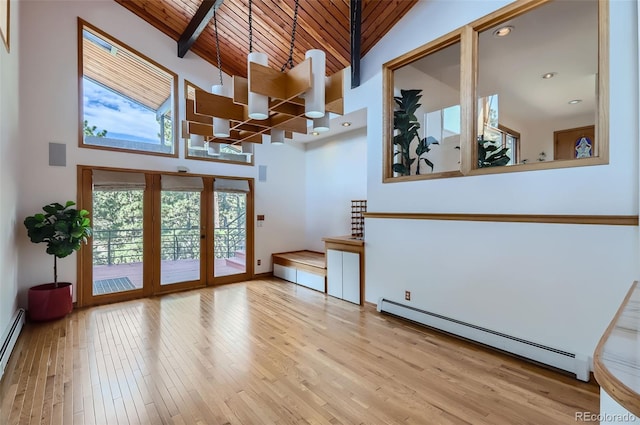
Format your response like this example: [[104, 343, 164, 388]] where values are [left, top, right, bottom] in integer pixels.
[[341, 122, 352, 127], [568, 99, 582, 104], [493, 25, 514, 37], [311, 131, 320, 136], [542, 72, 557, 79]]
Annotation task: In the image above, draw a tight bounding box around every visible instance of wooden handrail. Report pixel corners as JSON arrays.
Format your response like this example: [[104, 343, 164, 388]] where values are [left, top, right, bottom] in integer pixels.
[[593, 281, 640, 418], [363, 212, 638, 226]]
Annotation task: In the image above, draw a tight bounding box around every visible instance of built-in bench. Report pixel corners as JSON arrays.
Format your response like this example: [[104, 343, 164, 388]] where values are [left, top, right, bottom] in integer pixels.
[[272, 250, 326, 293]]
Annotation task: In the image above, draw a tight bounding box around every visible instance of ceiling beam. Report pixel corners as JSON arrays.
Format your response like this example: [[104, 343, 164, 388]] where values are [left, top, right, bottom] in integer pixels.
[[177, 0, 224, 58], [350, 0, 362, 88]]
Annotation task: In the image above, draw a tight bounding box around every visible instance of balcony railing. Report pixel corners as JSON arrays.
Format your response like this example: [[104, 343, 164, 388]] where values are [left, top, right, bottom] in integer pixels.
[[93, 218, 245, 265]]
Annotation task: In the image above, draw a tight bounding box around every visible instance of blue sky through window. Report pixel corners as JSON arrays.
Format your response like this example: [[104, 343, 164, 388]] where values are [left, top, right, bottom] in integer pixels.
[[83, 78, 162, 144]]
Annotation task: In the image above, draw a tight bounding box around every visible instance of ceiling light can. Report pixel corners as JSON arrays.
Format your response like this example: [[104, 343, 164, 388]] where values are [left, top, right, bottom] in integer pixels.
[[493, 25, 514, 37]]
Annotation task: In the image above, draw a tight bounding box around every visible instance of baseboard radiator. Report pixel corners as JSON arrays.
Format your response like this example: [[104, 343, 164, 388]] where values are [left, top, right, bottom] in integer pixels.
[[0, 309, 26, 381], [377, 298, 590, 381]]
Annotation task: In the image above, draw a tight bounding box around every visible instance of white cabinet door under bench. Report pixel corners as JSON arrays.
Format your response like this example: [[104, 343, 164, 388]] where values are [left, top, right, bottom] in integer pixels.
[[272, 251, 326, 293]]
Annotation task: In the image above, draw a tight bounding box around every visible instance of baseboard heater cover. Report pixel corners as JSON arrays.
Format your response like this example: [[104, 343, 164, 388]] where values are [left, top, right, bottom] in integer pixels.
[[0, 309, 26, 381], [377, 298, 590, 381]]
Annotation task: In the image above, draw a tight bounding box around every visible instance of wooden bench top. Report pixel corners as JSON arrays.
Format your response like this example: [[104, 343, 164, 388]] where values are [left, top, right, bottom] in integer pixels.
[[272, 250, 326, 274]]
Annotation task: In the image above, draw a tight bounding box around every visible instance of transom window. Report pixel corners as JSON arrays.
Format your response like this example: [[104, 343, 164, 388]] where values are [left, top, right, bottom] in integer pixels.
[[78, 19, 178, 156]]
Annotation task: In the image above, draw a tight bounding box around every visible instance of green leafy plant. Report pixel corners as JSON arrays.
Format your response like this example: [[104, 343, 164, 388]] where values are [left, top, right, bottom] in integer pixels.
[[393, 89, 439, 176], [24, 201, 92, 286], [477, 135, 510, 167]]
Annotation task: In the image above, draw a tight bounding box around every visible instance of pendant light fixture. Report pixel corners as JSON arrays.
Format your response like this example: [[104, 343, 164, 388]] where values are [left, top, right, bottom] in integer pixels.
[[313, 114, 330, 133], [241, 141, 255, 157], [186, 0, 344, 147], [271, 129, 285, 145], [208, 142, 221, 156], [190, 134, 206, 150], [212, 11, 231, 137], [305, 49, 326, 118], [247, 0, 269, 120]]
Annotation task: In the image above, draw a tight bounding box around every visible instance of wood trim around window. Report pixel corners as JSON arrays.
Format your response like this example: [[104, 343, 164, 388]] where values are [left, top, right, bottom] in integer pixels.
[[382, 0, 609, 182], [76, 165, 255, 307], [78, 18, 179, 158]]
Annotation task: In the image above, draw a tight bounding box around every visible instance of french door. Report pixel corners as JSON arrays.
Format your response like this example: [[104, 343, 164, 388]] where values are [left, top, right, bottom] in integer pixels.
[[78, 167, 253, 307]]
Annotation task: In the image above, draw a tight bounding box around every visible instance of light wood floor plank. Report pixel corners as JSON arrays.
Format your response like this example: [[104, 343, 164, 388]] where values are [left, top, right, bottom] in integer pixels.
[[1, 279, 599, 424]]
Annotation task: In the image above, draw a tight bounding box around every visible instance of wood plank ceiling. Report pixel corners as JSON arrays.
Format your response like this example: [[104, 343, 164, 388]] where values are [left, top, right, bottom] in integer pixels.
[[114, 0, 418, 79]]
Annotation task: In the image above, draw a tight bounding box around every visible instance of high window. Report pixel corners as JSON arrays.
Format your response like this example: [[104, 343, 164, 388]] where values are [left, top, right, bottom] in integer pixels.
[[78, 19, 178, 156]]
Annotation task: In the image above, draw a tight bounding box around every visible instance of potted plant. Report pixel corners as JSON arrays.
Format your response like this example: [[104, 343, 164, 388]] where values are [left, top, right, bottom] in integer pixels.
[[24, 201, 92, 321]]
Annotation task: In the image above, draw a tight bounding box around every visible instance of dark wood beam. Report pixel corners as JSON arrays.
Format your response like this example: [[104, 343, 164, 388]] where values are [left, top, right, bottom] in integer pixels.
[[350, 0, 362, 88], [177, 0, 224, 58]]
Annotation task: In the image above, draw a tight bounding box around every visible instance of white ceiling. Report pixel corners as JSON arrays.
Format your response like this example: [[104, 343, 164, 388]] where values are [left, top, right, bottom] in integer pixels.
[[410, 0, 598, 124], [289, 0, 598, 145], [293, 108, 368, 143]]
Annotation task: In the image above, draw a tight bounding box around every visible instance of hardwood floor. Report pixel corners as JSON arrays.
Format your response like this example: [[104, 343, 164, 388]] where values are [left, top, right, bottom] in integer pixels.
[[0, 279, 598, 425]]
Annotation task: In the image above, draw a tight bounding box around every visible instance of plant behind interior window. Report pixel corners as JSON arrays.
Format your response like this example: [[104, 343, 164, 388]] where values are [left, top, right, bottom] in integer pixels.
[[393, 89, 439, 176], [477, 135, 510, 167]]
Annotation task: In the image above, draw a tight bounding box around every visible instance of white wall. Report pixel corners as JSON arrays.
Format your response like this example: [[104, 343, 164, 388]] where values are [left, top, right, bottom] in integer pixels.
[[254, 142, 307, 271], [343, 0, 639, 362], [17, 0, 306, 301], [304, 128, 367, 252], [0, 0, 20, 351]]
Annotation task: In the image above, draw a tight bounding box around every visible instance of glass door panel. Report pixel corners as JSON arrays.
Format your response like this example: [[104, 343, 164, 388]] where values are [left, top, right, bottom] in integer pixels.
[[160, 190, 201, 286], [92, 190, 144, 296], [213, 191, 247, 278]]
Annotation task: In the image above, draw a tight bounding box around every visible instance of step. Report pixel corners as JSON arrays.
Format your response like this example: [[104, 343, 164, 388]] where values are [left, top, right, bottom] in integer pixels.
[[234, 250, 246, 259], [225, 256, 245, 269]]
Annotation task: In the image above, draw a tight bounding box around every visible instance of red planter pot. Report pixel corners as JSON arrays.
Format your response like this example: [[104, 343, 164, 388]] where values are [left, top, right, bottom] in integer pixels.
[[28, 282, 73, 322]]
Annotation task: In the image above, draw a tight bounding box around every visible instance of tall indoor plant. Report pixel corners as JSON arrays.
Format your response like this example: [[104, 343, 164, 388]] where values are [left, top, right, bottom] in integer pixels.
[[393, 89, 439, 176], [24, 201, 91, 321]]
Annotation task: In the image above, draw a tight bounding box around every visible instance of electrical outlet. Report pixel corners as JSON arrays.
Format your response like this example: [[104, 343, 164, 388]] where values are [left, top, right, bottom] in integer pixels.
[[257, 259, 261, 266], [405, 291, 411, 301]]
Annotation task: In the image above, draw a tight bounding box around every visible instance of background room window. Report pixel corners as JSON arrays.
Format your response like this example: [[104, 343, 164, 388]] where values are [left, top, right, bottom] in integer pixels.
[[79, 19, 178, 156]]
